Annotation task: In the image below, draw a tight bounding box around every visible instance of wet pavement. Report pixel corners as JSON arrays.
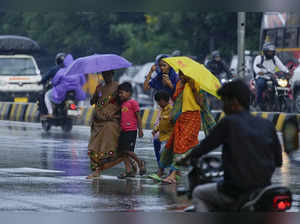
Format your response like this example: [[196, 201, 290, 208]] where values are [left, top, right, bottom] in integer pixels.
[[0, 120, 300, 212]]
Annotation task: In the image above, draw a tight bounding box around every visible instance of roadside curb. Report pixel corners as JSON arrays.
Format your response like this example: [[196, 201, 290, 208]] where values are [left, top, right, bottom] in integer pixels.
[[0, 102, 300, 132]]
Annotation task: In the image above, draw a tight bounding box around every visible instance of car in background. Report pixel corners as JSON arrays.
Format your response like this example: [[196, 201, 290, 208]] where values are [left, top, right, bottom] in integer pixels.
[[0, 35, 42, 103], [119, 63, 154, 108], [0, 54, 43, 102]]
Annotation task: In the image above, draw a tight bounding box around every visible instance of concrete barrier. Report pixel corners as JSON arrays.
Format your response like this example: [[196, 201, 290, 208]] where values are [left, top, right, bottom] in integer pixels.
[[139, 109, 300, 132], [1, 101, 300, 133], [0, 102, 12, 121], [9, 103, 28, 122], [24, 103, 40, 123]]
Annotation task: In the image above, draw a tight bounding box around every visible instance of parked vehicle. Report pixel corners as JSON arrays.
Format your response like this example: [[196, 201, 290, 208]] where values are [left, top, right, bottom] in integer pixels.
[[40, 90, 80, 132], [0, 35, 43, 102], [0, 54, 43, 102], [177, 152, 293, 212]]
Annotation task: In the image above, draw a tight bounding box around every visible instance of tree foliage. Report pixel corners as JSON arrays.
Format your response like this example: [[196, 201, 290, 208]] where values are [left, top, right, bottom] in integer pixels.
[[0, 12, 262, 65]]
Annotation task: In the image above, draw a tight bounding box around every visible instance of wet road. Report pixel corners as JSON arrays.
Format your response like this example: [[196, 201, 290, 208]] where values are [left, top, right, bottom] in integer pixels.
[[0, 120, 299, 212]]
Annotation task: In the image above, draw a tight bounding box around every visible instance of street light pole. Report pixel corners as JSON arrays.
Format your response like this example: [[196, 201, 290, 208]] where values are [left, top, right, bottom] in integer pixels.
[[237, 12, 246, 79]]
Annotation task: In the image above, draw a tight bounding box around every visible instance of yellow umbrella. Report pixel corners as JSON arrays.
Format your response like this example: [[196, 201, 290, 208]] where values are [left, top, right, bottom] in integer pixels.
[[163, 56, 221, 98]]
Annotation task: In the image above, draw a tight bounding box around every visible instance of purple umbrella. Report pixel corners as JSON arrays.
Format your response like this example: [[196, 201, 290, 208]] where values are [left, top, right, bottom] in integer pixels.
[[64, 54, 132, 76]]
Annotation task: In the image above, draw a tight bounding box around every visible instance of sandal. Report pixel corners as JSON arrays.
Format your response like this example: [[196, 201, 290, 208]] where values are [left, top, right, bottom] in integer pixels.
[[130, 159, 138, 174], [118, 171, 136, 179], [139, 160, 147, 176]]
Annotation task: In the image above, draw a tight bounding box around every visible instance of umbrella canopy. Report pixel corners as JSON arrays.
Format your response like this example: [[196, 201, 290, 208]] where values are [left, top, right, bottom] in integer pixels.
[[163, 56, 221, 98], [0, 35, 40, 52], [64, 54, 132, 76]]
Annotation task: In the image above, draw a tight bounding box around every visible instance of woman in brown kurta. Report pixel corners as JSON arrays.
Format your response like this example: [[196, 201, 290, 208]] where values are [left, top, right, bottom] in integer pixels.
[[87, 70, 126, 179]]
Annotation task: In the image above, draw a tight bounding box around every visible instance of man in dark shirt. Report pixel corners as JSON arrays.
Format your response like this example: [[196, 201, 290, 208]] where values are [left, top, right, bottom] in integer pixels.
[[180, 80, 282, 212]]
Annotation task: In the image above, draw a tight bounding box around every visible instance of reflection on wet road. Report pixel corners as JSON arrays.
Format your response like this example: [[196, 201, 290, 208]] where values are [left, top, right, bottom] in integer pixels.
[[0, 120, 299, 211]]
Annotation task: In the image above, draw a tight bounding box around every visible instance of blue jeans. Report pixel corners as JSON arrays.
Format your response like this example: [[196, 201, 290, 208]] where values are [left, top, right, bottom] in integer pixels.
[[256, 78, 267, 106]]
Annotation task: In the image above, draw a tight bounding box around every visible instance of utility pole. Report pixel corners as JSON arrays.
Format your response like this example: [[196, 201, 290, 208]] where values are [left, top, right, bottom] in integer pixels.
[[237, 12, 246, 79]]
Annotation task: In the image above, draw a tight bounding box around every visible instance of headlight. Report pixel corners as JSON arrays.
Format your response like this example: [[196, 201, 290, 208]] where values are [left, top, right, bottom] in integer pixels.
[[221, 79, 227, 84], [278, 79, 288, 87]]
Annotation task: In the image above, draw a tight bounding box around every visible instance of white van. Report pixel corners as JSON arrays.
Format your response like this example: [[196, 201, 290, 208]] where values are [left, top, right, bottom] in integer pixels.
[[0, 54, 43, 102]]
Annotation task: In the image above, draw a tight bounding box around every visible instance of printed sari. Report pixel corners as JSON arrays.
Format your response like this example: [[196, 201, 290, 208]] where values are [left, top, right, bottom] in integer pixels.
[[160, 81, 216, 170], [88, 82, 123, 172]]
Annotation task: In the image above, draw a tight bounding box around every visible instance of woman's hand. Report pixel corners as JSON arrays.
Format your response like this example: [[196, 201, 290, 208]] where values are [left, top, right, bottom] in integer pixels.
[[162, 74, 173, 89], [188, 78, 196, 91], [144, 65, 156, 91], [188, 79, 204, 107], [152, 129, 158, 136], [96, 84, 102, 94], [150, 64, 156, 73]]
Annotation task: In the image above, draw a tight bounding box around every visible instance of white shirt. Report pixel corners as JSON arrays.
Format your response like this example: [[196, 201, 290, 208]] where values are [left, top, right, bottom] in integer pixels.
[[253, 55, 289, 79]]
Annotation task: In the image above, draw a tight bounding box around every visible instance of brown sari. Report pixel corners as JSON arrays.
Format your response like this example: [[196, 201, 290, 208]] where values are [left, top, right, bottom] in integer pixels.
[[88, 81, 123, 171]]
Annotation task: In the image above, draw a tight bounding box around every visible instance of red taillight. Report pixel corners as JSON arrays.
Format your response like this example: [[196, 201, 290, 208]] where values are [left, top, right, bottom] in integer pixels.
[[273, 196, 291, 211], [70, 104, 77, 110]]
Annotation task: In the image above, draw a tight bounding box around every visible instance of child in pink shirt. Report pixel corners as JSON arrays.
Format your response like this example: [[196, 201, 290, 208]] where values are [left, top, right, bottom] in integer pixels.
[[117, 82, 146, 178]]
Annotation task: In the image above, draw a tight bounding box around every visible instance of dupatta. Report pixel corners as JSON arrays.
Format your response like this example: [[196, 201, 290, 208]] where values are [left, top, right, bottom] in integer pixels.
[[170, 81, 216, 136]]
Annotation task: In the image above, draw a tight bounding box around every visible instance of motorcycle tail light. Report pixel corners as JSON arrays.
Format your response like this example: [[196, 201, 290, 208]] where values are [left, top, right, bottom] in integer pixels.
[[273, 195, 292, 211], [70, 103, 77, 110]]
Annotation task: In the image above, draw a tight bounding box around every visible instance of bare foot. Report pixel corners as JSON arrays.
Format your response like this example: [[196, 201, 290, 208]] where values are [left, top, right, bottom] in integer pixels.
[[162, 176, 176, 184], [86, 170, 100, 179]]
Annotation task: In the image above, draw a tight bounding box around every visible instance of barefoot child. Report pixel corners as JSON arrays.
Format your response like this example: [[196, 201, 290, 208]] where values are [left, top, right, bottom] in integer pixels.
[[151, 91, 174, 178], [117, 82, 146, 178]]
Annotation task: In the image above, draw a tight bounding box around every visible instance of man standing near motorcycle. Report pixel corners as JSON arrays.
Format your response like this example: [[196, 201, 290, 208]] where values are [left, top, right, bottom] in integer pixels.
[[177, 80, 282, 212], [253, 43, 289, 110]]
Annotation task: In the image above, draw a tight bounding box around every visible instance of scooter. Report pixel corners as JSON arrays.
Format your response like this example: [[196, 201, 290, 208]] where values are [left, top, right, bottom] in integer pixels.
[[176, 152, 292, 212], [40, 90, 81, 132]]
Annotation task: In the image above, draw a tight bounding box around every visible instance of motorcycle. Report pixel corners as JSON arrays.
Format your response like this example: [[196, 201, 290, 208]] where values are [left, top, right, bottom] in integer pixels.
[[39, 90, 81, 132], [208, 72, 233, 110], [250, 65, 292, 112], [176, 152, 292, 212], [219, 72, 233, 85]]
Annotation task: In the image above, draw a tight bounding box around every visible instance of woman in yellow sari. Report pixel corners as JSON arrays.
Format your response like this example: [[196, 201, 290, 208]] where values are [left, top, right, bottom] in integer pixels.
[[87, 70, 126, 179], [160, 70, 204, 184]]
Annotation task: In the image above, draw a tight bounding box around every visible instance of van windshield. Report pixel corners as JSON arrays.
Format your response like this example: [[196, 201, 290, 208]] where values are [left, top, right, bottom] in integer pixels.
[[0, 58, 37, 76]]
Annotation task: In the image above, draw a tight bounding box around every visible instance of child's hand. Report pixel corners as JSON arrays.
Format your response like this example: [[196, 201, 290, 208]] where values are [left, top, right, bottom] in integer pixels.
[[138, 128, 144, 138]]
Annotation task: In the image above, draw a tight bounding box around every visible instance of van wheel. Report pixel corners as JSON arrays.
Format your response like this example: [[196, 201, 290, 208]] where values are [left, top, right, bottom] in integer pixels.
[[62, 119, 73, 132], [42, 120, 51, 132]]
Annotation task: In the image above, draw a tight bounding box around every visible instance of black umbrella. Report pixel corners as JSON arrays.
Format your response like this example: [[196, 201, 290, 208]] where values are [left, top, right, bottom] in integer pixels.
[[0, 35, 40, 53]]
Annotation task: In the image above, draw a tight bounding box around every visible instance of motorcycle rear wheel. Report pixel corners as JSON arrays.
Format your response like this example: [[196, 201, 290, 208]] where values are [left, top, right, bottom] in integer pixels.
[[61, 119, 73, 133], [41, 120, 51, 132]]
